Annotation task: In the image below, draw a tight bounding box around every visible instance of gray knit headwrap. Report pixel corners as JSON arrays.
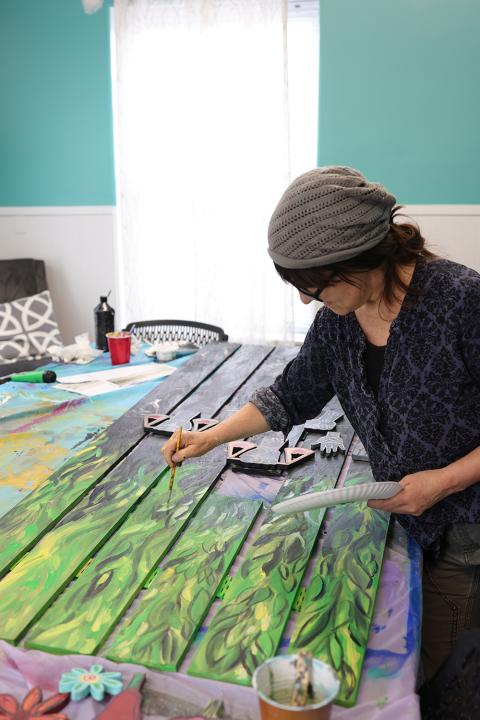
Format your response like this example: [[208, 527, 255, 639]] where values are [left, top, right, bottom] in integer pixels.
[[268, 167, 396, 269]]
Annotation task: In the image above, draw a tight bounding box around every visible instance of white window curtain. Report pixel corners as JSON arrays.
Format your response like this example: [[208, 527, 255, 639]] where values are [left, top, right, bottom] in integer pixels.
[[112, 0, 318, 343]]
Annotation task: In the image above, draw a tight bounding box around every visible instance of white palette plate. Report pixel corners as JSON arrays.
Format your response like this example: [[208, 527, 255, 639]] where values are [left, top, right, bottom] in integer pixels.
[[271, 481, 401, 515]]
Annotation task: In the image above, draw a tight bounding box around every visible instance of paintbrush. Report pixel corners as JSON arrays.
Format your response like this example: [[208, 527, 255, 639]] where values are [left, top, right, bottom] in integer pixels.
[[291, 651, 314, 706], [169, 426, 183, 491]]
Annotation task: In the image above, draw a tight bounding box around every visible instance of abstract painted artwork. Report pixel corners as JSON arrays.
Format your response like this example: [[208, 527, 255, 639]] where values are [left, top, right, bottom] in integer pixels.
[[0, 434, 171, 644], [0, 346, 273, 644]]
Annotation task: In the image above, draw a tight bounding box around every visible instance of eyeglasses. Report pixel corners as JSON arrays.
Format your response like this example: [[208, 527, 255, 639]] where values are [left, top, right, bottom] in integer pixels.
[[296, 287, 322, 301], [295, 272, 338, 301]]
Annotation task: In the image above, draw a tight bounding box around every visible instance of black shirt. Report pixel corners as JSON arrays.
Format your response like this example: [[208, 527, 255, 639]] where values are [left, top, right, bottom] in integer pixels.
[[365, 341, 386, 399]]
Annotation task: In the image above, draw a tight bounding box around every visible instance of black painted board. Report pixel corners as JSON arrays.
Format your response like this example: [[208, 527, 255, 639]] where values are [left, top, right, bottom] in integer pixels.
[[215, 346, 297, 420], [171, 344, 274, 421]]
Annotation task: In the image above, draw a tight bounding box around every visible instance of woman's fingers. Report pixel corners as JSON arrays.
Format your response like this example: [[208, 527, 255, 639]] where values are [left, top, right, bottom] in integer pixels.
[[172, 444, 194, 463], [161, 430, 212, 467], [161, 430, 184, 468], [160, 441, 174, 468]]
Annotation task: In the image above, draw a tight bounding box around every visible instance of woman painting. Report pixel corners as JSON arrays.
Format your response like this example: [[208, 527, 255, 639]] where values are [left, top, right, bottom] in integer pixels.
[[162, 166, 480, 680]]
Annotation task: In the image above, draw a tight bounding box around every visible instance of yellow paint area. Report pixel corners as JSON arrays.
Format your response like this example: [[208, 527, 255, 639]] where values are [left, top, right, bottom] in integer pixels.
[[0, 433, 71, 491]]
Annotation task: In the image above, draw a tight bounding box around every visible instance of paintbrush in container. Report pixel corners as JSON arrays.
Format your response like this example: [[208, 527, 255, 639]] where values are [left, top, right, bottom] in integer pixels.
[[291, 651, 314, 706]]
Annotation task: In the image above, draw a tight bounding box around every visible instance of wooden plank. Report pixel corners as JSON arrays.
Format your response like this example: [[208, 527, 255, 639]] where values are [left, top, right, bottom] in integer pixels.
[[166, 344, 273, 422], [288, 465, 390, 707], [0, 343, 240, 578], [106, 495, 262, 671], [133, 343, 240, 417], [216, 345, 318, 458], [188, 411, 354, 685], [214, 346, 298, 419], [25, 459, 226, 656], [217, 345, 309, 469]]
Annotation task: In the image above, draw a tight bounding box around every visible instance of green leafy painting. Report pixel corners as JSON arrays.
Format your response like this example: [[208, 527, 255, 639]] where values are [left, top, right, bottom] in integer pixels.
[[0, 434, 169, 644], [188, 467, 344, 685], [106, 495, 261, 670], [25, 461, 225, 656], [288, 472, 390, 707]]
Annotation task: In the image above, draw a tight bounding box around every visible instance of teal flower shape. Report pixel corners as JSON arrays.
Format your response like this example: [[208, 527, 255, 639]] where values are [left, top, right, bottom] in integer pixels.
[[59, 664, 123, 702]]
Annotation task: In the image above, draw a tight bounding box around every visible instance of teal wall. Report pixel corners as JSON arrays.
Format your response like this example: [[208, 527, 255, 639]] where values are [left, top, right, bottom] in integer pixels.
[[0, 0, 115, 206], [2, 1, 478, 206], [318, 0, 480, 204]]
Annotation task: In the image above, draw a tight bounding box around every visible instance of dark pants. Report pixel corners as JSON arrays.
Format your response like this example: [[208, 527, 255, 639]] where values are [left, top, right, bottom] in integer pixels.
[[422, 523, 480, 681]]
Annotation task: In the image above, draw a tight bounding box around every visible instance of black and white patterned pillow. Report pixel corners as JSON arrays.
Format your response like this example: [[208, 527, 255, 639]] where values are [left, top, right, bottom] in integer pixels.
[[0, 290, 63, 364]]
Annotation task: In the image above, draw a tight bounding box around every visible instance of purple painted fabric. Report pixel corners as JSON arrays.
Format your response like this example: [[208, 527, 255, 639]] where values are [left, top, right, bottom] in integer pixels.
[[251, 259, 480, 554]]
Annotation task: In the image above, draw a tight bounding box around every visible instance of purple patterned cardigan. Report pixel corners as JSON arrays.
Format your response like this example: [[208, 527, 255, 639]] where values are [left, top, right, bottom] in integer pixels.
[[251, 259, 480, 554]]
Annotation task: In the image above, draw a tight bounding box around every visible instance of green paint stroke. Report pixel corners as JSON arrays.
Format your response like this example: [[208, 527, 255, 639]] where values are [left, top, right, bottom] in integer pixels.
[[188, 473, 338, 685], [289, 473, 390, 707], [25, 460, 225, 656], [106, 495, 262, 671], [0, 434, 169, 644]]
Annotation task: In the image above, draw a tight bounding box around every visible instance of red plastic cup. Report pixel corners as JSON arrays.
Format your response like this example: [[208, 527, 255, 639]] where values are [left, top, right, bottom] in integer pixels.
[[106, 331, 132, 365]]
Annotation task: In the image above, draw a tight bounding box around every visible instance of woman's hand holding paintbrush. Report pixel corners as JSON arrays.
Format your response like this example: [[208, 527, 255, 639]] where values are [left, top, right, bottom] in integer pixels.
[[161, 403, 270, 470], [162, 429, 215, 472]]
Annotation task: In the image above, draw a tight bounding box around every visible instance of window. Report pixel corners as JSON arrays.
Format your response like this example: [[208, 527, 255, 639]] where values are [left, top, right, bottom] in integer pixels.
[[112, 0, 320, 343]]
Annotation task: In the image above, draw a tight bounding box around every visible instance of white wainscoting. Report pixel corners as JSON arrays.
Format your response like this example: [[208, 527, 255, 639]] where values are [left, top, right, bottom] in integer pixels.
[[1, 205, 479, 345], [405, 205, 480, 271], [0, 207, 117, 344]]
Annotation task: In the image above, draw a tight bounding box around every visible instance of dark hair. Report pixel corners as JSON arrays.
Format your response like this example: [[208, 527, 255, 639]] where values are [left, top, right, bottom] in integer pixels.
[[274, 206, 437, 309]]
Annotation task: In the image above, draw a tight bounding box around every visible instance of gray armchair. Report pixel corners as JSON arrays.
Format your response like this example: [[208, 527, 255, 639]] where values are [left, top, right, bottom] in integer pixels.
[[0, 259, 55, 374], [0, 259, 48, 303]]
